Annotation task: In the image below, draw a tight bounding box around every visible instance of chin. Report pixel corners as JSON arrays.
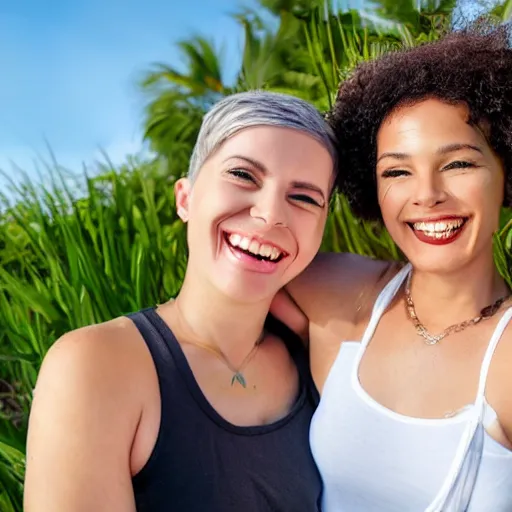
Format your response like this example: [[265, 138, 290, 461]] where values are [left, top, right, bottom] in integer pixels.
[[404, 248, 474, 275]]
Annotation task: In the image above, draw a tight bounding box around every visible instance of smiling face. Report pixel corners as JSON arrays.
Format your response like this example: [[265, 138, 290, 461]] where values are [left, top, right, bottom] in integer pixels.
[[376, 98, 505, 274], [175, 125, 333, 303]]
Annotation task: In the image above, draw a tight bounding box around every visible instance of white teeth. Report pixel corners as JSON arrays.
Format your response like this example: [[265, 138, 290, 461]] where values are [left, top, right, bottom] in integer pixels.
[[229, 234, 241, 246], [413, 219, 465, 234], [227, 233, 283, 261], [249, 240, 260, 254], [259, 244, 272, 258]]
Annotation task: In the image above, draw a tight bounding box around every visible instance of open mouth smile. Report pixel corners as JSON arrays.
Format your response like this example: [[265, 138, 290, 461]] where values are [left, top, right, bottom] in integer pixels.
[[223, 232, 287, 263], [407, 217, 468, 245]]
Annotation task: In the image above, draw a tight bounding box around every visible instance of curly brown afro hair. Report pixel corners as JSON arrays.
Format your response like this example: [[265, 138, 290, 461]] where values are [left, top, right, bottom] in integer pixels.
[[329, 24, 512, 221]]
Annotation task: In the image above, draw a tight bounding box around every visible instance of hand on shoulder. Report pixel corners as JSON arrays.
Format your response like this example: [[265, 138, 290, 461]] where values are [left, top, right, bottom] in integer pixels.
[[287, 252, 400, 327]]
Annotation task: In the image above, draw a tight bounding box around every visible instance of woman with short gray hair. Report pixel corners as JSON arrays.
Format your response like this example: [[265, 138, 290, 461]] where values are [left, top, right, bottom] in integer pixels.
[[24, 90, 336, 512]]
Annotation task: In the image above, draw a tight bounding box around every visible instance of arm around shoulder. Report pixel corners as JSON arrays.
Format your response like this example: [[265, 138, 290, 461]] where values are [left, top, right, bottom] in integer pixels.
[[24, 321, 143, 512], [286, 252, 399, 326]]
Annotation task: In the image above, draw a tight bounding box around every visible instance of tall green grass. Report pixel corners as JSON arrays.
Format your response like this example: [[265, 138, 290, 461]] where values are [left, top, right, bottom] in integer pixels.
[[0, 158, 189, 509]]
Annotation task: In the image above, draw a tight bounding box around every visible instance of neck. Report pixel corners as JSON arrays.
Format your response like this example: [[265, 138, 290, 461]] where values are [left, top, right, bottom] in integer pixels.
[[409, 249, 510, 331], [162, 269, 271, 363]]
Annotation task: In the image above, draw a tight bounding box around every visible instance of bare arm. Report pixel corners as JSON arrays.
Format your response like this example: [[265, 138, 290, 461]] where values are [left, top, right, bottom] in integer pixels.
[[269, 288, 309, 344], [24, 323, 143, 512], [272, 252, 395, 337]]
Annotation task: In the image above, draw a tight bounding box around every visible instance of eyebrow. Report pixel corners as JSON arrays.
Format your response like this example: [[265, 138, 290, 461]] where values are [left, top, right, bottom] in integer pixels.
[[377, 143, 484, 164], [223, 155, 326, 202], [437, 143, 483, 155], [224, 155, 267, 172]]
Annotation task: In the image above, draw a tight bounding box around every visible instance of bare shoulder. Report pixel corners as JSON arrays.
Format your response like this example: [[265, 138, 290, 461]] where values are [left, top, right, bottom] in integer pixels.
[[30, 315, 150, 442], [35, 316, 147, 403], [287, 252, 402, 324], [25, 316, 149, 511]]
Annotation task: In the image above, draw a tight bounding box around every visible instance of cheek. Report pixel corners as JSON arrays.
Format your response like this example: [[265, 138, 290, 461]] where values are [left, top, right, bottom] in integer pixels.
[[377, 181, 409, 222], [191, 183, 247, 225], [447, 179, 482, 208], [185, 186, 226, 246], [295, 213, 327, 260], [446, 172, 503, 220]]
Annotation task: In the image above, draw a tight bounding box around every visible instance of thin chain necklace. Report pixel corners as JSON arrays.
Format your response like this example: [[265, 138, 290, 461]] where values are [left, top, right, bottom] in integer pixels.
[[404, 272, 511, 345], [174, 300, 265, 388]]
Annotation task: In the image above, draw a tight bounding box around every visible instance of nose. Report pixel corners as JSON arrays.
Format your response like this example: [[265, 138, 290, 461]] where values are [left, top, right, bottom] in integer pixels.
[[412, 172, 447, 208], [250, 188, 287, 227]]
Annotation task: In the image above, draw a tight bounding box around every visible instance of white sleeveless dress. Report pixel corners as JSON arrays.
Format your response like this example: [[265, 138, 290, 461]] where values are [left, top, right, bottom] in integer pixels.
[[310, 264, 512, 511]]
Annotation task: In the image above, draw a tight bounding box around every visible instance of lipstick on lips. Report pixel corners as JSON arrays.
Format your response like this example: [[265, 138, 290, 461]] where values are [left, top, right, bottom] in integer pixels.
[[407, 216, 468, 246]]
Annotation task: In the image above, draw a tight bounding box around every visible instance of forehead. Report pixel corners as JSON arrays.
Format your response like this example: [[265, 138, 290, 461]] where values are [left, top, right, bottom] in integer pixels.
[[377, 99, 487, 151], [209, 125, 333, 174]]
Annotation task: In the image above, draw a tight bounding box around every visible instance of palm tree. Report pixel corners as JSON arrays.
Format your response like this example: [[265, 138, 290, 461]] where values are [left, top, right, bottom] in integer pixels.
[[139, 0, 461, 159], [140, 7, 317, 162], [140, 37, 230, 169], [490, 0, 512, 19]]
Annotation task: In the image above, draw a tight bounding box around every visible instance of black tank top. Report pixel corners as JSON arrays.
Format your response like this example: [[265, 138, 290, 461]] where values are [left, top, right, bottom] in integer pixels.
[[127, 308, 321, 512]]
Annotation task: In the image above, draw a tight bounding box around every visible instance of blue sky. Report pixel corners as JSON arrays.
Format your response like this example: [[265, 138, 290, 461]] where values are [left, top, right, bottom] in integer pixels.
[[0, 0, 252, 182], [0, 0, 493, 185]]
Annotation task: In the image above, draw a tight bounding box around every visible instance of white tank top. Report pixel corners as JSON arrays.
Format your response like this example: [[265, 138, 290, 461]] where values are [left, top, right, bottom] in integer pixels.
[[310, 264, 512, 511]]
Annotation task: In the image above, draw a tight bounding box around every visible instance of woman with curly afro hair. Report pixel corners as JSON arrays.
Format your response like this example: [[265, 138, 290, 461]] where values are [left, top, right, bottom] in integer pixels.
[[271, 23, 512, 511]]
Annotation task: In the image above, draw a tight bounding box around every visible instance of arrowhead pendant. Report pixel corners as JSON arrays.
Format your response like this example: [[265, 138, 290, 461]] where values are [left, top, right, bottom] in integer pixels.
[[231, 372, 247, 388]]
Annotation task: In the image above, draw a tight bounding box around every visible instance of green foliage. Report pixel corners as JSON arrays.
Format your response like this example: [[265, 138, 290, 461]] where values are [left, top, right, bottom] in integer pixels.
[[1, 1, 512, 509], [0, 159, 188, 509]]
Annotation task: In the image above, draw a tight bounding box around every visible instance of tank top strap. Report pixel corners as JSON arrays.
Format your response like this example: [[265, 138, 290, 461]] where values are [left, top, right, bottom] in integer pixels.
[[475, 305, 512, 407], [125, 307, 182, 395], [127, 307, 175, 368], [360, 263, 412, 349], [426, 305, 512, 512]]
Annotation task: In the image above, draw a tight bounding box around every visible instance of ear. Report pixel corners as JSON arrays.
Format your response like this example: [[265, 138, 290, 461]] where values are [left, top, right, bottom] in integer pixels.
[[174, 177, 192, 223]]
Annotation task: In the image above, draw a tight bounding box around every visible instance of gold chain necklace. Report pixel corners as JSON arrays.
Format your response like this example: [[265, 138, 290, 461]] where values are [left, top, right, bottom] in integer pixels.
[[174, 300, 265, 388], [404, 272, 511, 345], [181, 334, 265, 388]]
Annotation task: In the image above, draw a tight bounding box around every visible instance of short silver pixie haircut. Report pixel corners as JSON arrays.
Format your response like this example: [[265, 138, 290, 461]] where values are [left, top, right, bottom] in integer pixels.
[[187, 90, 337, 180]]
